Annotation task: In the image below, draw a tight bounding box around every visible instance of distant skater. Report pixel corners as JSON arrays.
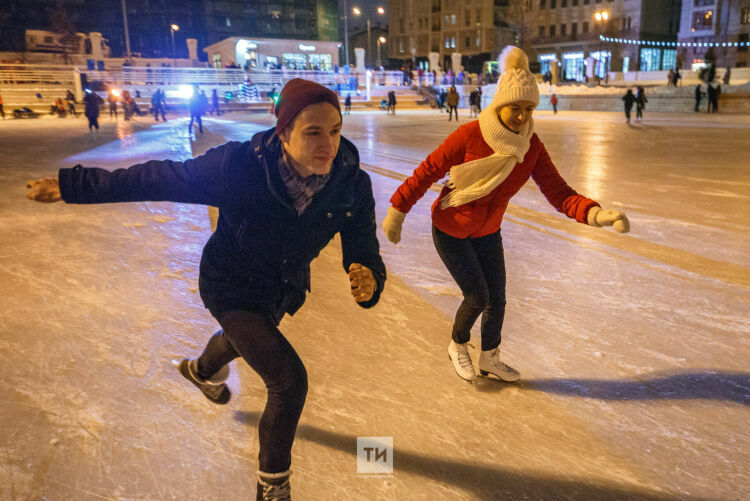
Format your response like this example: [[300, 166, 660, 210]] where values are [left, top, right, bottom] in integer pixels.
[[446, 86, 459, 121], [108, 92, 118, 118], [83, 90, 101, 131], [151, 89, 167, 121], [188, 86, 204, 134], [344, 94, 351, 114], [209, 89, 221, 116], [635, 86, 647, 121], [550, 93, 558, 114], [623, 89, 636, 124]]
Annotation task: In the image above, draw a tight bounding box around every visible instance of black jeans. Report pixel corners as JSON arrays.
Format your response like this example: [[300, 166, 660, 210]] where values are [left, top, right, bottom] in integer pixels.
[[189, 112, 203, 133], [196, 309, 308, 474], [87, 115, 99, 130], [448, 105, 458, 121], [432, 226, 506, 351]]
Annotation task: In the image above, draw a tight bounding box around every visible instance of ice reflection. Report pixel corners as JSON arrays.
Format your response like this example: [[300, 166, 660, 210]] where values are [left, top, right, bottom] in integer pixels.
[[65, 121, 193, 164], [580, 133, 608, 198]]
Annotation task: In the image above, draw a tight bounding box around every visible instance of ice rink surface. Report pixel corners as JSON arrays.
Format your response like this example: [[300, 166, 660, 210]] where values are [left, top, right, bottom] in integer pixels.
[[1, 108, 748, 500]]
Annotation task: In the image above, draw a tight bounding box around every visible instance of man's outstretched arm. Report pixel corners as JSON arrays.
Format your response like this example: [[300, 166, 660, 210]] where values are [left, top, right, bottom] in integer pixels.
[[26, 141, 245, 207]]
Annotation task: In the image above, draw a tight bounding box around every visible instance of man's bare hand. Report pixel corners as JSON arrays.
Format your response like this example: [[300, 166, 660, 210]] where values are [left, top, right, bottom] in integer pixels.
[[348, 263, 376, 303], [26, 177, 61, 203]]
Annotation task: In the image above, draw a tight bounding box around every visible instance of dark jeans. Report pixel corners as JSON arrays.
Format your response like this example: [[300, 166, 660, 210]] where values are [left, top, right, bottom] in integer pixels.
[[153, 104, 166, 121], [87, 115, 99, 130], [448, 105, 458, 121], [625, 106, 632, 120], [196, 309, 307, 474], [636, 106, 643, 119], [432, 226, 506, 351], [189, 112, 203, 133]]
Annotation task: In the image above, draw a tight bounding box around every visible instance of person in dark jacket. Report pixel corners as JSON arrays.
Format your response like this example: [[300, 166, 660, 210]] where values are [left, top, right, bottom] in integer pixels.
[[188, 85, 204, 134], [635, 86, 647, 121], [209, 88, 221, 116], [25, 78, 386, 501], [151, 89, 167, 121], [694, 84, 704, 112], [622, 89, 636, 124], [446, 86, 459, 121], [83, 90, 101, 131]]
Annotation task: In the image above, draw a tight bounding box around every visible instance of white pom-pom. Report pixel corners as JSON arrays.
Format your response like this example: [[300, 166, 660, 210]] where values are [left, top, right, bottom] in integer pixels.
[[498, 46, 530, 74]]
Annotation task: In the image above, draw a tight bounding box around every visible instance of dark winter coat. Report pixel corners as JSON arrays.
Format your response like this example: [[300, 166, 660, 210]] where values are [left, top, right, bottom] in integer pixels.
[[636, 91, 647, 109], [622, 92, 636, 110], [83, 92, 100, 118], [58, 128, 387, 322]]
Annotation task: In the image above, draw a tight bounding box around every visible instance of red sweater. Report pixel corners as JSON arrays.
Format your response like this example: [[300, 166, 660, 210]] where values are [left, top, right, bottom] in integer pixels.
[[390, 120, 600, 238]]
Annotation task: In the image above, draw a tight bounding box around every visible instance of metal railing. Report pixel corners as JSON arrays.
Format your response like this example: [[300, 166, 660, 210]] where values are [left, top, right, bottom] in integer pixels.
[[0, 64, 78, 87]]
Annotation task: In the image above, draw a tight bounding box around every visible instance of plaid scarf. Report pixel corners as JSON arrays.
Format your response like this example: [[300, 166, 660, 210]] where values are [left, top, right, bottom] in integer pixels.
[[278, 152, 331, 215]]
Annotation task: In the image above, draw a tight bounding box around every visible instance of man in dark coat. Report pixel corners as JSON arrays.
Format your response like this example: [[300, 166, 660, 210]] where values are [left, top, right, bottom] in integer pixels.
[[188, 85, 204, 134], [622, 89, 636, 124], [25, 79, 386, 501], [83, 90, 101, 131], [151, 89, 167, 121], [695, 84, 704, 112]]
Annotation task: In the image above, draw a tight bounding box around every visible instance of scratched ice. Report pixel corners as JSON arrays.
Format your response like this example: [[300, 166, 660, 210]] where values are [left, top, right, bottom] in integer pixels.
[[1, 110, 748, 500]]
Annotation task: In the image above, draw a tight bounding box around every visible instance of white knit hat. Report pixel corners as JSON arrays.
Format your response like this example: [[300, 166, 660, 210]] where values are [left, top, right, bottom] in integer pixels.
[[490, 46, 539, 109]]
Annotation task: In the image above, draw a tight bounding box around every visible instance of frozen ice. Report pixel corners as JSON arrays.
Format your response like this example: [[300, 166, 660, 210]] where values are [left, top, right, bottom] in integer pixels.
[[1, 109, 749, 500]]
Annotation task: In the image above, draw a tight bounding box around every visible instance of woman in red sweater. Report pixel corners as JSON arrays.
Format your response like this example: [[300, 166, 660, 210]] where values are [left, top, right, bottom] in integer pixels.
[[382, 47, 630, 382]]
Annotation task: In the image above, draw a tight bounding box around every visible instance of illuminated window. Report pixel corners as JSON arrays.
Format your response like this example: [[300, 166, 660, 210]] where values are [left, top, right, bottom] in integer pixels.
[[742, 8, 750, 24], [692, 10, 713, 31]]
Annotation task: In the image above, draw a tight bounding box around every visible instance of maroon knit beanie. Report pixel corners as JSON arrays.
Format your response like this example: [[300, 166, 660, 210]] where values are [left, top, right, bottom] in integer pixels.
[[274, 78, 341, 135]]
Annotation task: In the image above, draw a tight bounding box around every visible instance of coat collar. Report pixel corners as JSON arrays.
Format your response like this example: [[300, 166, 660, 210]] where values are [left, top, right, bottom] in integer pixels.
[[249, 127, 360, 213]]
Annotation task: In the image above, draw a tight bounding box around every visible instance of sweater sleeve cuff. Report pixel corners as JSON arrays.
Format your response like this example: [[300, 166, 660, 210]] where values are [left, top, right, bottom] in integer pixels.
[[58, 164, 82, 203], [357, 270, 385, 309], [587, 205, 602, 226]]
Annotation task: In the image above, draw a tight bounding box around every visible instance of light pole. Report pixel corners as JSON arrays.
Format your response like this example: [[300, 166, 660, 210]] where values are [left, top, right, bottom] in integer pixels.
[[121, 0, 132, 61], [353, 6, 385, 67], [170, 24, 179, 68], [343, 0, 350, 67], [594, 11, 609, 79], [377, 36, 386, 68]]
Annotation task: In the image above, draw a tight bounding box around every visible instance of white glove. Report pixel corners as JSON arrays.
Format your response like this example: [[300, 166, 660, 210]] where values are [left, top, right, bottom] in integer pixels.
[[382, 206, 406, 244], [587, 206, 630, 233]]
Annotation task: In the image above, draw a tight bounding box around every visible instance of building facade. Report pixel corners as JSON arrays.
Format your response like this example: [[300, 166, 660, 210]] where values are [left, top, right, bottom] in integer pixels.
[[349, 26, 390, 68], [387, 0, 518, 73], [530, 0, 682, 82], [677, 0, 750, 69], [1, 0, 339, 61], [204, 37, 341, 71]]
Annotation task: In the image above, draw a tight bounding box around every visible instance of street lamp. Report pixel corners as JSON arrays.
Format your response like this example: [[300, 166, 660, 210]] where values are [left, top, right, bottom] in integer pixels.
[[377, 36, 386, 68], [352, 6, 385, 68], [170, 24, 179, 68], [121, 0, 132, 61], [594, 11, 609, 79]]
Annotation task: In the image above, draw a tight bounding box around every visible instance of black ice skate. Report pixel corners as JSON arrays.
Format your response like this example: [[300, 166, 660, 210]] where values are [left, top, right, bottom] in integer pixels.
[[178, 358, 231, 404]]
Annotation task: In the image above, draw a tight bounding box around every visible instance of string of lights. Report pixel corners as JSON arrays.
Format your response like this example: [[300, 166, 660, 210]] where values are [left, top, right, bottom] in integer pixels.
[[598, 35, 749, 48]]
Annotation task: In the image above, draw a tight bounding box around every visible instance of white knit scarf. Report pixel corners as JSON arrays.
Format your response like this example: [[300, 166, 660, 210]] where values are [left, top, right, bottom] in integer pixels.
[[440, 106, 534, 209]]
